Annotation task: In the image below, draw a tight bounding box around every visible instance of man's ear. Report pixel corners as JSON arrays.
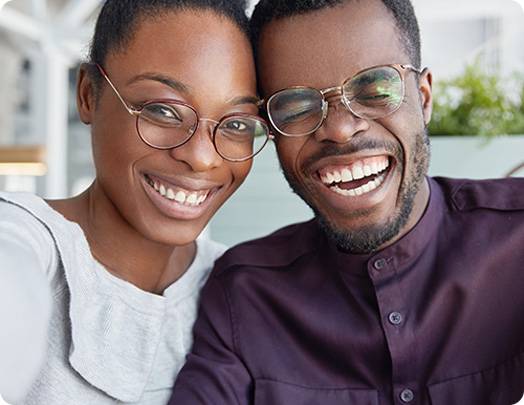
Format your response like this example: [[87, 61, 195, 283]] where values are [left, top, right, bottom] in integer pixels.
[[77, 63, 96, 125], [418, 67, 433, 126]]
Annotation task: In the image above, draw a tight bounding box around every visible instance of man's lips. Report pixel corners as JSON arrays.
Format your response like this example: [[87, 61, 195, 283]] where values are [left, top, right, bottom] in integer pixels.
[[318, 155, 390, 184], [307, 153, 396, 203]]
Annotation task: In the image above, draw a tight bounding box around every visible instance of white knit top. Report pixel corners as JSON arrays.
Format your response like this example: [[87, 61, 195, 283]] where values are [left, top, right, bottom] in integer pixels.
[[0, 192, 226, 404]]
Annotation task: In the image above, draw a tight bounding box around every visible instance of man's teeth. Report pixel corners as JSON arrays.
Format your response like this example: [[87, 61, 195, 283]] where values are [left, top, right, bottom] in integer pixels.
[[331, 172, 387, 197], [149, 177, 209, 206], [321, 159, 389, 185], [319, 157, 390, 197]]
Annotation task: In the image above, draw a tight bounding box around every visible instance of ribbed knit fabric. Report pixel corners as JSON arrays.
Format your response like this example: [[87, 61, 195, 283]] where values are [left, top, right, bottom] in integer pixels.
[[0, 192, 226, 404]]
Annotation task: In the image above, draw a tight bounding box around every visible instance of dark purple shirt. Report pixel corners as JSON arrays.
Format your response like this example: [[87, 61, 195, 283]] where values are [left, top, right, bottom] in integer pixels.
[[171, 177, 524, 405]]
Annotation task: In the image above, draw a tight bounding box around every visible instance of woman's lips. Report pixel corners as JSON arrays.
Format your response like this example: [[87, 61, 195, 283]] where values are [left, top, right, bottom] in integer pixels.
[[141, 173, 222, 220], [145, 174, 212, 207]]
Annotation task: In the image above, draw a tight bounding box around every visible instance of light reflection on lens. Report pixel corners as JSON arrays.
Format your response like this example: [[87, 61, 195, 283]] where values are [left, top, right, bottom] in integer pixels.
[[267, 65, 406, 136]]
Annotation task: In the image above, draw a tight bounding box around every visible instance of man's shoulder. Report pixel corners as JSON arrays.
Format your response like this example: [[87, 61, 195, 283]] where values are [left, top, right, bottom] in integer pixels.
[[214, 219, 320, 275], [433, 176, 524, 212]]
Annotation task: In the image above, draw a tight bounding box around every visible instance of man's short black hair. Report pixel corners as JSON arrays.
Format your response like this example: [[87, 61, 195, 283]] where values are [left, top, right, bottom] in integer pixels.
[[250, 0, 421, 68], [88, 0, 249, 88]]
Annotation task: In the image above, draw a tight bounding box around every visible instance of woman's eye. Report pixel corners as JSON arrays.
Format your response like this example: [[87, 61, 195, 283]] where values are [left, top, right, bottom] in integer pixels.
[[144, 104, 183, 123], [227, 120, 248, 131]]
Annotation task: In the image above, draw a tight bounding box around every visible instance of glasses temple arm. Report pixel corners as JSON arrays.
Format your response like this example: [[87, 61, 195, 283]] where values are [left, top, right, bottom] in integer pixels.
[[401, 64, 424, 74], [95, 64, 140, 115]]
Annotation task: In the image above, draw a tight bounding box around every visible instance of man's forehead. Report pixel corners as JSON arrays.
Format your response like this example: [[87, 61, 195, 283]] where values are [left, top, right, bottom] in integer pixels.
[[257, 0, 406, 93]]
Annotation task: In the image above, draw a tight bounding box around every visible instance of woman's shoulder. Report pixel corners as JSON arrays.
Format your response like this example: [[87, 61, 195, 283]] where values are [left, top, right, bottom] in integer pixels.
[[0, 192, 56, 252], [0, 191, 47, 218], [0, 191, 76, 285]]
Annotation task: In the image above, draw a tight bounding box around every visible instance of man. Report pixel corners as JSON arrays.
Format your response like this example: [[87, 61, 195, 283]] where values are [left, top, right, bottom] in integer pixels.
[[170, 0, 524, 404]]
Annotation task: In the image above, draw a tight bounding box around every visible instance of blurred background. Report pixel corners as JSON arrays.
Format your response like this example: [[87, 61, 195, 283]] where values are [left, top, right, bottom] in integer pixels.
[[0, 0, 524, 248]]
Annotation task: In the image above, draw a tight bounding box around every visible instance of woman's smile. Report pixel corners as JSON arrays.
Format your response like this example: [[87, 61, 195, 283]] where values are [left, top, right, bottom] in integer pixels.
[[141, 172, 223, 220]]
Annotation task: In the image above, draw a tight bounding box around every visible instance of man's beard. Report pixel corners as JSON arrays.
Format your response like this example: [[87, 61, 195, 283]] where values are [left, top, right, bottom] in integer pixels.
[[280, 128, 430, 254]]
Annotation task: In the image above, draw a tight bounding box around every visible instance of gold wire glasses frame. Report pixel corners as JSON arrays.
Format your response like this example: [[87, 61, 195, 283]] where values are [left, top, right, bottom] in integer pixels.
[[265, 63, 423, 137], [94, 64, 273, 162]]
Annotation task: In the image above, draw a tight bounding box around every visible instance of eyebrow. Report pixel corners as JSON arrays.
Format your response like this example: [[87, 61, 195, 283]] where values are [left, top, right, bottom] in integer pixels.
[[127, 73, 261, 106], [127, 73, 190, 94], [230, 95, 262, 106]]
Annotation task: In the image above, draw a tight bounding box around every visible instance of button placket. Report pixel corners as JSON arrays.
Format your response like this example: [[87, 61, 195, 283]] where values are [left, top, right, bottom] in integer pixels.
[[369, 255, 416, 394]]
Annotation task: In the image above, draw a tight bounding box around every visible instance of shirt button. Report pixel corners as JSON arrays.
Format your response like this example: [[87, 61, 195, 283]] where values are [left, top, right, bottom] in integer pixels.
[[400, 388, 414, 403], [373, 258, 387, 270], [388, 311, 403, 325]]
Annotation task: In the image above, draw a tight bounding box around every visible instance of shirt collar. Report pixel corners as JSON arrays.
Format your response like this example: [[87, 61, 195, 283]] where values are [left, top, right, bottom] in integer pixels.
[[325, 177, 446, 274]]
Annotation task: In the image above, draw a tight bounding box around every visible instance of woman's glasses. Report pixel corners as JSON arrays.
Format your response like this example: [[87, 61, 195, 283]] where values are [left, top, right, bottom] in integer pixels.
[[265, 64, 422, 137], [95, 64, 273, 162]]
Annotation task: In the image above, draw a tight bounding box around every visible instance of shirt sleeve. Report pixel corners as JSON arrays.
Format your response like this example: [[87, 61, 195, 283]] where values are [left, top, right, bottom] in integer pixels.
[[0, 202, 54, 402], [169, 275, 252, 405]]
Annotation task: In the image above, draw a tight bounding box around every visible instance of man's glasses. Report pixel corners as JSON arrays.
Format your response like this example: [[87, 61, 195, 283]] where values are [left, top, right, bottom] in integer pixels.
[[95, 64, 273, 162], [265, 64, 422, 137]]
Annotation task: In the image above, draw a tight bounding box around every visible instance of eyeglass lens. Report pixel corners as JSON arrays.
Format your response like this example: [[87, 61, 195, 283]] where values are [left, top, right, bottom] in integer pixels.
[[268, 66, 404, 136], [137, 101, 269, 161], [268, 88, 325, 136]]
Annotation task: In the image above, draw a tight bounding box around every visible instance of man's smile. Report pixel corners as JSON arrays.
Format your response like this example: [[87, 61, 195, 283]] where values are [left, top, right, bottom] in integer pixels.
[[318, 155, 391, 196], [301, 150, 398, 214]]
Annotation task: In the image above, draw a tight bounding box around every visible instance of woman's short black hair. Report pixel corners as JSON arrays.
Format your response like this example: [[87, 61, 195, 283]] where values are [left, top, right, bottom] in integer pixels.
[[88, 0, 249, 87], [250, 0, 421, 68]]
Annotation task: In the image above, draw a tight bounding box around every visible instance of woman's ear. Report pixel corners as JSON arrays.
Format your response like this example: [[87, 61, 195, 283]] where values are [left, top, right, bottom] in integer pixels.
[[77, 64, 96, 125], [418, 67, 433, 126]]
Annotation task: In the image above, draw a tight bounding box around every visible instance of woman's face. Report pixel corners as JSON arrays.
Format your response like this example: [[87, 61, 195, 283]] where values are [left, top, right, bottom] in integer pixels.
[[79, 10, 257, 245]]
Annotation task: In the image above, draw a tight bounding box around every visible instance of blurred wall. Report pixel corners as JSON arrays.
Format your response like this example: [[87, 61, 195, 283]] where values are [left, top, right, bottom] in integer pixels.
[[0, 35, 21, 144]]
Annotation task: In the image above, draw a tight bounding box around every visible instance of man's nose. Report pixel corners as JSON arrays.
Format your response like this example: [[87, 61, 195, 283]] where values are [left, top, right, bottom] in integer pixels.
[[313, 101, 369, 143]]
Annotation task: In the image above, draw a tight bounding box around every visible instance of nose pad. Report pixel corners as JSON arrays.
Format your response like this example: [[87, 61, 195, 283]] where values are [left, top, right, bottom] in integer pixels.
[[168, 119, 223, 172], [341, 96, 352, 112], [313, 97, 369, 144]]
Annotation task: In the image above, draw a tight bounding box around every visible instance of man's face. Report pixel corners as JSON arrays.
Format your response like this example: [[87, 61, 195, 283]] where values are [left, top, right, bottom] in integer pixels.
[[257, 0, 433, 253]]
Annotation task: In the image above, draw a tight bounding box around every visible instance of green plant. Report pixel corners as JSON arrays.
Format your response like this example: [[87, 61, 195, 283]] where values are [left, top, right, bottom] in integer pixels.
[[428, 62, 524, 137]]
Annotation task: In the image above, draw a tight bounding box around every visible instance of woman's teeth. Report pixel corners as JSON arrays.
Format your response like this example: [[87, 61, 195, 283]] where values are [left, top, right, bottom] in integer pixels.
[[147, 177, 209, 206]]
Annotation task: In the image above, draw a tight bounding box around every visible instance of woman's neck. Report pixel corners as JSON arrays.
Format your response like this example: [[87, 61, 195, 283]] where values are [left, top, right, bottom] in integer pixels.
[[47, 183, 196, 295]]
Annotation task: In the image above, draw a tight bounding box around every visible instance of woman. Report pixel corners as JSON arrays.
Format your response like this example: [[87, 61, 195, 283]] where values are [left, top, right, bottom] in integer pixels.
[[0, 0, 271, 403]]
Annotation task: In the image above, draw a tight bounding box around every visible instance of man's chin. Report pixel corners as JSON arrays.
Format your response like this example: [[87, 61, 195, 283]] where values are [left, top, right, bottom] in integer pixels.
[[315, 172, 423, 254], [316, 212, 408, 254]]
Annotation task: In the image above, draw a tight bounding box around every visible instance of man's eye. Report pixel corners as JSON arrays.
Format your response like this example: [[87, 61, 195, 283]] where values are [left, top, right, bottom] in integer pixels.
[[359, 92, 390, 100], [354, 84, 398, 106]]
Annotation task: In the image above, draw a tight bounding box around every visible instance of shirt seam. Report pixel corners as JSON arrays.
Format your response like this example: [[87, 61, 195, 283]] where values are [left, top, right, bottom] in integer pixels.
[[216, 275, 243, 405], [217, 276, 240, 354], [253, 377, 377, 391], [429, 349, 524, 386]]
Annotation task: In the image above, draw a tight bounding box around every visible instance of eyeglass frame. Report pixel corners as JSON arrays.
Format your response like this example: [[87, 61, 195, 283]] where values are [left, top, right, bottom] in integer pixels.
[[264, 63, 424, 137], [93, 63, 274, 162]]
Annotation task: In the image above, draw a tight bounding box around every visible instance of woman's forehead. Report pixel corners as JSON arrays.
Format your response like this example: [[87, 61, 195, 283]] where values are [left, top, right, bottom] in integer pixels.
[[104, 10, 256, 101]]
